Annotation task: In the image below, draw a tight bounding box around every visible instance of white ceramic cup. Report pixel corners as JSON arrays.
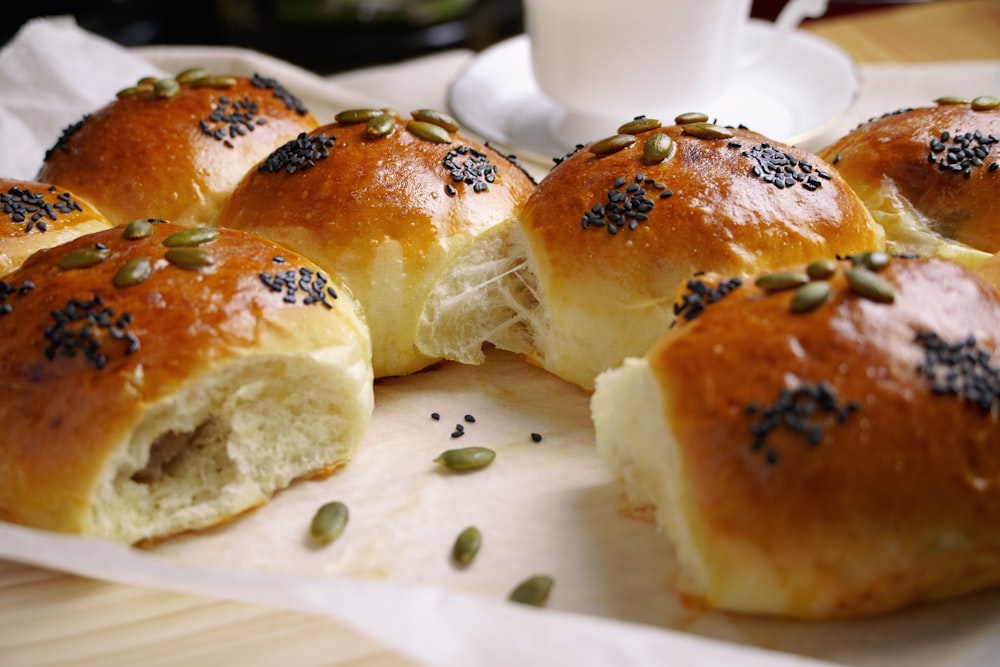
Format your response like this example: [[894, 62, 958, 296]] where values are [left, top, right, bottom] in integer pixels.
[[523, 0, 829, 140]]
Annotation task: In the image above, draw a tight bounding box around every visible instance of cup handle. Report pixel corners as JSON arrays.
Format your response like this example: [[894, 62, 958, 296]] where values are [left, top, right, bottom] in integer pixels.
[[737, 0, 829, 72]]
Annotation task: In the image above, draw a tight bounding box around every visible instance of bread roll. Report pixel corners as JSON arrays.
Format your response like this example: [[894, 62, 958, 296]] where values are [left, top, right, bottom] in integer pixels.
[[423, 116, 885, 390], [0, 221, 372, 544], [593, 253, 1000, 618], [0, 178, 114, 275], [214, 109, 536, 378], [817, 97, 1000, 267], [36, 69, 320, 228]]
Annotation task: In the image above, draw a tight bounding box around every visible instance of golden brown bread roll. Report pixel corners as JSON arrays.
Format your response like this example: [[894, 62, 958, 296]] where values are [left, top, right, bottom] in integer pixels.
[[424, 115, 885, 390], [214, 109, 536, 378], [36, 69, 320, 228], [817, 97, 1000, 267], [0, 221, 372, 544], [0, 178, 113, 275], [593, 253, 1000, 619]]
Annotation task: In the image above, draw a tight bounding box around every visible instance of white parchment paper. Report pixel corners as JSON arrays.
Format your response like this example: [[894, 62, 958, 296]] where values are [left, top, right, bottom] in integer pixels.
[[2, 16, 1000, 667]]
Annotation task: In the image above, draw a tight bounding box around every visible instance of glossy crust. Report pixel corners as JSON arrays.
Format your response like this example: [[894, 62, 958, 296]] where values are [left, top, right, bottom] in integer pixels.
[[0, 222, 372, 544], [594, 256, 1000, 618], [817, 100, 1000, 264], [514, 123, 884, 389], [215, 115, 536, 378], [0, 178, 113, 275], [37, 73, 319, 227]]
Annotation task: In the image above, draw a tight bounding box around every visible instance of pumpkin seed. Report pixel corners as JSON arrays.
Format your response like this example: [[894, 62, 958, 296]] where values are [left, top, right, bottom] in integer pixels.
[[790, 280, 831, 313], [114, 257, 152, 288], [755, 270, 810, 292], [674, 112, 709, 125], [176, 67, 210, 83], [191, 75, 237, 88], [971, 96, 1000, 111], [806, 258, 837, 280], [138, 76, 159, 86], [618, 117, 662, 134], [434, 446, 496, 471], [116, 83, 153, 99], [851, 250, 891, 272], [406, 120, 452, 143], [123, 219, 155, 240], [681, 122, 734, 140], [58, 246, 110, 269], [153, 78, 180, 98], [335, 108, 385, 124], [589, 134, 636, 155], [365, 113, 397, 137], [162, 227, 219, 247], [309, 501, 349, 545], [165, 247, 214, 269], [864, 251, 891, 271], [846, 267, 895, 303], [934, 95, 971, 106], [642, 133, 674, 164], [410, 108, 460, 132], [452, 526, 482, 565], [509, 575, 554, 607]]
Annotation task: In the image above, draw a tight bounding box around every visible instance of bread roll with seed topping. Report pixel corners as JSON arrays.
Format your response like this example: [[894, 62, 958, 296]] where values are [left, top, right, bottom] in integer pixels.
[[214, 109, 536, 378], [0, 221, 372, 544], [593, 254, 1000, 618], [0, 178, 114, 275], [422, 116, 885, 390], [36, 70, 319, 228], [817, 97, 1000, 267]]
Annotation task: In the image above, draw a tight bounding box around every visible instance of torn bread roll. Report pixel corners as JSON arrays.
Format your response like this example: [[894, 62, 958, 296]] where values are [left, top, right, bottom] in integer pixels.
[[36, 69, 319, 227], [817, 96, 1000, 268], [0, 221, 372, 544], [420, 115, 885, 390], [1, 178, 114, 275], [593, 253, 1000, 618], [214, 108, 536, 378]]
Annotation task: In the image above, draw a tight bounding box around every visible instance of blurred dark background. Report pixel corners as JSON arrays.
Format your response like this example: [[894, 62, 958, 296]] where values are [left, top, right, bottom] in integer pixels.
[[0, 0, 928, 75]]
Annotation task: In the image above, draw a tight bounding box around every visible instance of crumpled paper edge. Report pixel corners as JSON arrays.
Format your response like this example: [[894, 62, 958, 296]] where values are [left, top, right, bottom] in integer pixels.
[[0, 521, 840, 667]]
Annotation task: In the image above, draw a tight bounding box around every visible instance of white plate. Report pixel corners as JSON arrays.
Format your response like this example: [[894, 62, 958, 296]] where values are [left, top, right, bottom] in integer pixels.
[[448, 23, 858, 166]]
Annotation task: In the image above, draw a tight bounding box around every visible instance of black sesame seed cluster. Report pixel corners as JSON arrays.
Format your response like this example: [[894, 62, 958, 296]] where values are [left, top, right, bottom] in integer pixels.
[[2, 186, 83, 232], [443, 146, 498, 196], [915, 330, 1000, 413], [747, 382, 861, 465], [580, 173, 664, 235], [43, 114, 90, 162], [260, 132, 336, 174], [673, 276, 743, 322], [0, 279, 34, 316], [259, 256, 339, 308], [743, 143, 831, 191], [926, 129, 999, 178], [199, 95, 268, 148], [250, 73, 309, 116], [44, 295, 139, 370]]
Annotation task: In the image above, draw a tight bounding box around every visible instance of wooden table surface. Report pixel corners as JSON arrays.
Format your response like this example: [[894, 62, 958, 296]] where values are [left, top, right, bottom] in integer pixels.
[[3, 2, 1000, 666]]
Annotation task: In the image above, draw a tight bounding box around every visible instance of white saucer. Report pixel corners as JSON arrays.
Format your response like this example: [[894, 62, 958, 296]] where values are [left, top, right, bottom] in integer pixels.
[[448, 23, 858, 167]]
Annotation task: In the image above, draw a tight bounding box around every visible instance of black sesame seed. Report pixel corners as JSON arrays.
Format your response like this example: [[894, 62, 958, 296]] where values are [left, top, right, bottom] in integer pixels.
[[530, 433, 543, 443], [431, 412, 440, 420]]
